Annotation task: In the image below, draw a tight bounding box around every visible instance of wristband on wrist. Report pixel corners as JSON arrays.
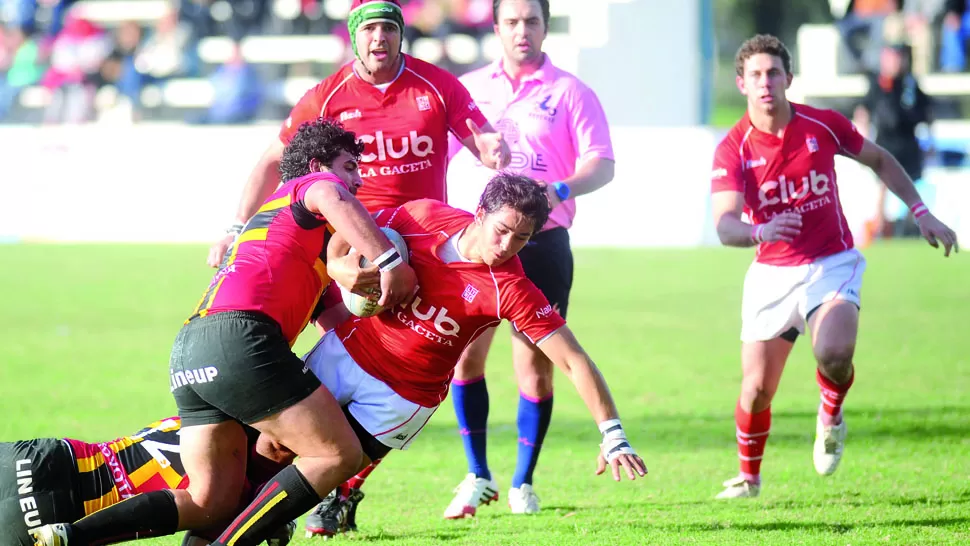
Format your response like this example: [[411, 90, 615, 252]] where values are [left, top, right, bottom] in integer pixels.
[[226, 222, 244, 235], [374, 248, 403, 272], [751, 224, 765, 244], [598, 419, 623, 435], [910, 201, 929, 219]]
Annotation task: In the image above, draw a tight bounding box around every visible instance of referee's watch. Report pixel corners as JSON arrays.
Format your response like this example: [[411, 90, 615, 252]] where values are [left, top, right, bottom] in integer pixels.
[[552, 181, 570, 201]]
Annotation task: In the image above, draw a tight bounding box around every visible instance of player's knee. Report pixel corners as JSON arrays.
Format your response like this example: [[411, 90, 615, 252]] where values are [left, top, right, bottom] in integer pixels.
[[740, 378, 776, 411], [330, 441, 364, 480], [518, 371, 553, 399], [189, 481, 246, 521], [815, 343, 855, 380], [455, 352, 487, 380]]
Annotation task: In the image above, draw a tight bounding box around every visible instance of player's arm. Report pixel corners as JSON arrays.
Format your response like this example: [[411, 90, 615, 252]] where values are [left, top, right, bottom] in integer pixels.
[[848, 139, 958, 255], [537, 326, 647, 482], [545, 158, 615, 207], [546, 86, 616, 206], [326, 229, 381, 297], [712, 191, 801, 247], [305, 183, 417, 307]]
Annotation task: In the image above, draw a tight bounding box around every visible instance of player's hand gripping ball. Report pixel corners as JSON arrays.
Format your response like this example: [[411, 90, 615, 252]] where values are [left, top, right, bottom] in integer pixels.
[[340, 227, 410, 318]]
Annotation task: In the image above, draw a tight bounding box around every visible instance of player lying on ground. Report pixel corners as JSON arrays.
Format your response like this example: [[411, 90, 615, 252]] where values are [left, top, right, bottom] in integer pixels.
[[0, 418, 294, 546], [710, 34, 957, 500], [296, 172, 646, 536]]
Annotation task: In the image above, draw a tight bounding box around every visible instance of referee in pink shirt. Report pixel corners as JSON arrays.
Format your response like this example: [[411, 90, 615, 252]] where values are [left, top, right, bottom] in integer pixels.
[[444, 0, 617, 519]]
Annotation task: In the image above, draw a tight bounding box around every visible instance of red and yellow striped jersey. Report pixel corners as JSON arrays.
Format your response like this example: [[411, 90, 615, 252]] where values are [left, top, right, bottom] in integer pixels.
[[65, 417, 187, 516], [188, 172, 338, 345]]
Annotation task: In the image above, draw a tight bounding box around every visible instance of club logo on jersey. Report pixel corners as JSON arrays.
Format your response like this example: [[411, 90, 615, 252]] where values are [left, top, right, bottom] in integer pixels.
[[806, 136, 819, 153], [340, 109, 362, 122], [358, 130, 434, 163], [757, 169, 832, 210], [462, 284, 479, 303], [393, 296, 460, 345], [536, 95, 558, 116], [416, 95, 431, 111]]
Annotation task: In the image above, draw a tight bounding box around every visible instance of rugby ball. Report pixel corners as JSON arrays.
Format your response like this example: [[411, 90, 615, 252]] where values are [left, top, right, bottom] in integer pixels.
[[339, 227, 409, 318]]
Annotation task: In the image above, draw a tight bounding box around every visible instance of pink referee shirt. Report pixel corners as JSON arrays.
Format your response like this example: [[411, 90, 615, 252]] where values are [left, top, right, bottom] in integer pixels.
[[447, 55, 614, 230]]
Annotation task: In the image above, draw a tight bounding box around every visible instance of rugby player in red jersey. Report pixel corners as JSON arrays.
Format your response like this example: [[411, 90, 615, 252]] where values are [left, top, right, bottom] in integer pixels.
[[207, 0, 510, 269], [297, 173, 647, 521], [32, 119, 418, 546], [710, 34, 957, 499]]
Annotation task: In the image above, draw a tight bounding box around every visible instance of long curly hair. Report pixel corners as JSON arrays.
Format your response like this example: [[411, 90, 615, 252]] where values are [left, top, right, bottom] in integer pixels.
[[279, 118, 366, 182]]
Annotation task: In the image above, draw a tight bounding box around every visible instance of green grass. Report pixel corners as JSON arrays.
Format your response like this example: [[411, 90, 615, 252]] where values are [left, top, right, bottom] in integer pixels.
[[2, 242, 969, 545]]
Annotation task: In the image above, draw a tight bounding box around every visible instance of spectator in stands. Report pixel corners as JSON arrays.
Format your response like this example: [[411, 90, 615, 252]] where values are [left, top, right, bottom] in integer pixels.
[[854, 42, 934, 243], [940, 0, 970, 71], [39, 13, 112, 123], [0, 24, 43, 119], [902, 0, 948, 75], [90, 20, 144, 114], [224, 0, 269, 41], [134, 6, 195, 80], [836, 0, 900, 73], [190, 40, 263, 124]]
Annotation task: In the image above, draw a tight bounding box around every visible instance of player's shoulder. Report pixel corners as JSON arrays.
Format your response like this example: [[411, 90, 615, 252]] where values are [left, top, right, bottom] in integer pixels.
[[403, 55, 462, 88], [714, 116, 752, 158], [792, 102, 850, 128], [401, 199, 471, 227], [492, 254, 528, 282], [458, 62, 494, 87], [309, 63, 356, 97]]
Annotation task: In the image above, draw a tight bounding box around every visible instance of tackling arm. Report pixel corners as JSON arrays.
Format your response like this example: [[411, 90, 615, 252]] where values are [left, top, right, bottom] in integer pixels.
[[537, 326, 619, 423]]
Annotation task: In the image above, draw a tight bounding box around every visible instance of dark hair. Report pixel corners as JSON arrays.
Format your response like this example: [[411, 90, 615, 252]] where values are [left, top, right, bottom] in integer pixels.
[[279, 118, 365, 182], [493, 0, 550, 30], [735, 34, 792, 76], [478, 172, 551, 234]]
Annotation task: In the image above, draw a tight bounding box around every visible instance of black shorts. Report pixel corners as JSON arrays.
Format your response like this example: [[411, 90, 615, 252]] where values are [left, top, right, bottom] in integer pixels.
[[518, 227, 574, 319], [171, 311, 321, 427], [0, 439, 82, 545]]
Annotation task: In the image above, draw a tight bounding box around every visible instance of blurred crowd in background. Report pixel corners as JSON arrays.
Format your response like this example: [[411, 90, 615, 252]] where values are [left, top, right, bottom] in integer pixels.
[[1, 0, 970, 125], [0, 0, 497, 123]]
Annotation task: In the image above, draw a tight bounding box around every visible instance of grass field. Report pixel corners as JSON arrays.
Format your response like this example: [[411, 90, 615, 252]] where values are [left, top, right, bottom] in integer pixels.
[[2, 241, 968, 545]]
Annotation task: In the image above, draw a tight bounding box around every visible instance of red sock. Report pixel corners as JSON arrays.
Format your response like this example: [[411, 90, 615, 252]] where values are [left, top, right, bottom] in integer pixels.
[[735, 401, 771, 484], [345, 458, 382, 493], [817, 368, 854, 425]]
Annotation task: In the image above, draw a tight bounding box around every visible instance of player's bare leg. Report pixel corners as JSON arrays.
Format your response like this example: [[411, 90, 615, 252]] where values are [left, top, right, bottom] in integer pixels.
[[717, 337, 793, 499], [212, 387, 363, 545], [508, 329, 554, 514], [445, 328, 500, 519], [808, 300, 858, 476], [306, 454, 373, 538]]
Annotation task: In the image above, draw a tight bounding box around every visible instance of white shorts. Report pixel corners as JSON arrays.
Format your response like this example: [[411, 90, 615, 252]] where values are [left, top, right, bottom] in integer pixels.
[[304, 331, 437, 450], [740, 249, 866, 343]]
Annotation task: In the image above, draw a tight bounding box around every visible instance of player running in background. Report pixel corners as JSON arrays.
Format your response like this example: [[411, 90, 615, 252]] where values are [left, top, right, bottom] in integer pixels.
[[442, 0, 615, 518], [31, 119, 418, 546], [207, 0, 510, 269], [710, 34, 957, 499], [0, 418, 294, 546], [307, 173, 645, 505]]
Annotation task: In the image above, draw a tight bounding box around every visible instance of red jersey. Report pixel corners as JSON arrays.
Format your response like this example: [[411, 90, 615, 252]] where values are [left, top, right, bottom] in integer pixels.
[[190, 172, 335, 344], [280, 55, 488, 211], [711, 103, 865, 266], [335, 200, 566, 407]]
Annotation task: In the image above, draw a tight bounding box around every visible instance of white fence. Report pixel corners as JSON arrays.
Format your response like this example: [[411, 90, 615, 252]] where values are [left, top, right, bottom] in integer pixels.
[[1, 124, 967, 248]]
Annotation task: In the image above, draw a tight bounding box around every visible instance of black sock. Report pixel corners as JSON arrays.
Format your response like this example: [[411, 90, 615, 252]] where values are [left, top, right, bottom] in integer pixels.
[[72, 490, 179, 545], [212, 465, 322, 546]]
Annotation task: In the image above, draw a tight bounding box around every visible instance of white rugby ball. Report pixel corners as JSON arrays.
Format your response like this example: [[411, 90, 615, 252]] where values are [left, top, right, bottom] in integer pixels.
[[340, 227, 409, 318]]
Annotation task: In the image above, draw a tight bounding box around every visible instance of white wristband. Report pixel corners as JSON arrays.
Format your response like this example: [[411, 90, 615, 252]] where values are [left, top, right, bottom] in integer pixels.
[[379, 255, 404, 273], [598, 419, 623, 435]]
